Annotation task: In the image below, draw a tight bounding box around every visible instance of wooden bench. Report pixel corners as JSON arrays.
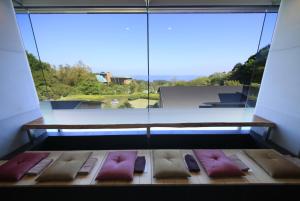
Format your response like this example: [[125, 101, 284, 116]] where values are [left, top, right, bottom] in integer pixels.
[[2, 149, 299, 201], [22, 108, 275, 141], [1, 149, 299, 187]]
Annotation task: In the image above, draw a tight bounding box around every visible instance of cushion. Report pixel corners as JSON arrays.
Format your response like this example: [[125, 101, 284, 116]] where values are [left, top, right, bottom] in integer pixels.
[[284, 155, 300, 167], [78, 157, 98, 175], [37, 152, 92, 182], [185, 154, 200, 172], [0, 152, 49, 181], [26, 158, 53, 176], [193, 149, 244, 177], [228, 154, 249, 172], [244, 149, 300, 178], [134, 156, 146, 173], [96, 151, 137, 181], [153, 150, 190, 178]]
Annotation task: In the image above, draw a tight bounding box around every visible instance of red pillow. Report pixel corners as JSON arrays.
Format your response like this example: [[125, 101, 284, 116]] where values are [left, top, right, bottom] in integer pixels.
[[193, 149, 244, 177], [0, 152, 49, 181], [96, 151, 137, 181]]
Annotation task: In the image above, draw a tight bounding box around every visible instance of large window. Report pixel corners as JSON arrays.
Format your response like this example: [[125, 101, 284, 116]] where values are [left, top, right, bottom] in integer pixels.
[[15, 5, 278, 135], [16, 11, 277, 111]]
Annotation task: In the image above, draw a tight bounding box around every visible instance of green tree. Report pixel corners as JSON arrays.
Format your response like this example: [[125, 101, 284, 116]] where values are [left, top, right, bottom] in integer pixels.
[[190, 77, 211, 86], [208, 72, 228, 85], [224, 80, 242, 86], [228, 45, 270, 85], [77, 79, 101, 95], [27, 52, 101, 100]]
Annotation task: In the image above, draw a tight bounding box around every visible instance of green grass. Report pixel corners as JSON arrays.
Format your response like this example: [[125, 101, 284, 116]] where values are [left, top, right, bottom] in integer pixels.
[[59, 93, 160, 109], [129, 99, 158, 108], [127, 93, 159, 100], [60, 94, 105, 102], [59, 93, 159, 101]]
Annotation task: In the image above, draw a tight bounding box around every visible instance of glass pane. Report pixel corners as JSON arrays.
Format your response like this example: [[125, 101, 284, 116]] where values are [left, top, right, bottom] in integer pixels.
[[149, 13, 275, 109], [148, 13, 277, 134], [16, 13, 49, 100], [247, 12, 278, 107], [18, 14, 148, 110]]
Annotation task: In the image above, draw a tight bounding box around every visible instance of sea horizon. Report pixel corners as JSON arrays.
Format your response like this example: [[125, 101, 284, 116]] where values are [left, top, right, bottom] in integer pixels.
[[132, 75, 200, 82]]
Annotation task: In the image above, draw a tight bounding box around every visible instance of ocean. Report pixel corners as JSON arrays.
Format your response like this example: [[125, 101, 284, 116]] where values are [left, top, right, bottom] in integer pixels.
[[132, 75, 199, 82]]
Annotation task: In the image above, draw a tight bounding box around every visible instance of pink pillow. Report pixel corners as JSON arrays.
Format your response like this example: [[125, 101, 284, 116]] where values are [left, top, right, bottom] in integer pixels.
[[193, 149, 244, 177], [0, 152, 49, 181], [96, 151, 137, 181]]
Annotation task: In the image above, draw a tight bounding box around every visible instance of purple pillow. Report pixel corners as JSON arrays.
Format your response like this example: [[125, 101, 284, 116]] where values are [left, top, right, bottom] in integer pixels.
[[193, 149, 244, 177], [96, 151, 137, 181], [134, 156, 146, 173], [0, 152, 49, 181]]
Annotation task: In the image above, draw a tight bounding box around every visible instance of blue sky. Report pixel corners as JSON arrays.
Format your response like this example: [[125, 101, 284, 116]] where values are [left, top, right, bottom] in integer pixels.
[[16, 13, 277, 78]]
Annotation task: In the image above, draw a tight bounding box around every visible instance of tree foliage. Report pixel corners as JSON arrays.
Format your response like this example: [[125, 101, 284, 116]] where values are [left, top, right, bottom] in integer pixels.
[[27, 44, 270, 101], [228, 45, 270, 85], [27, 52, 102, 100]]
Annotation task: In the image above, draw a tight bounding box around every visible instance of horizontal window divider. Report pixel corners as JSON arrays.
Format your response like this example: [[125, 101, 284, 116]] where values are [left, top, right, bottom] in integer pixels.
[[14, 5, 278, 14]]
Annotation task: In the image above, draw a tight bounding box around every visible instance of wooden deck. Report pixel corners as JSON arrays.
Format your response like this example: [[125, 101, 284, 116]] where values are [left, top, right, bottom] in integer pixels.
[[1, 149, 299, 187]]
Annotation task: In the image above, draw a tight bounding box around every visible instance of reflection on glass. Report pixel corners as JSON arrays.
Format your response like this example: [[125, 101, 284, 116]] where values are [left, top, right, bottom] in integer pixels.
[[246, 12, 278, 107], [16, 13, 49, 100]]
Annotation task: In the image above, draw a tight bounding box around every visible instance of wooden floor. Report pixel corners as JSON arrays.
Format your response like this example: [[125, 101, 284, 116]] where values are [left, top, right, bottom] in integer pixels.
[[1, 149, 300, 187]]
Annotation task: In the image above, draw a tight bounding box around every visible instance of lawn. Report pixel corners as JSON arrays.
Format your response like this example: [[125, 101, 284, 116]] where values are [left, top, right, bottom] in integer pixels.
[[59, 94, 160, 109], [129, 99, 158, 108]]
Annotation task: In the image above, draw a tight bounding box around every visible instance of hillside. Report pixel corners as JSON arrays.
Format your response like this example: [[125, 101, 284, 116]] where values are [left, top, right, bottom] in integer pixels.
[[27, 44, 270, 103]]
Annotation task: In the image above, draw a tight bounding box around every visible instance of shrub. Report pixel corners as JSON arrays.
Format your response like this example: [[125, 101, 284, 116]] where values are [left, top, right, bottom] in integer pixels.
[[118, 101, 132, 108]]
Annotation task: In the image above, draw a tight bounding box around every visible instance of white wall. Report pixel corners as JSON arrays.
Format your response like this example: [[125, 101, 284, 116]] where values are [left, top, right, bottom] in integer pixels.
[[255, 0, 300, 155], [0, 0, 41, 158]]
